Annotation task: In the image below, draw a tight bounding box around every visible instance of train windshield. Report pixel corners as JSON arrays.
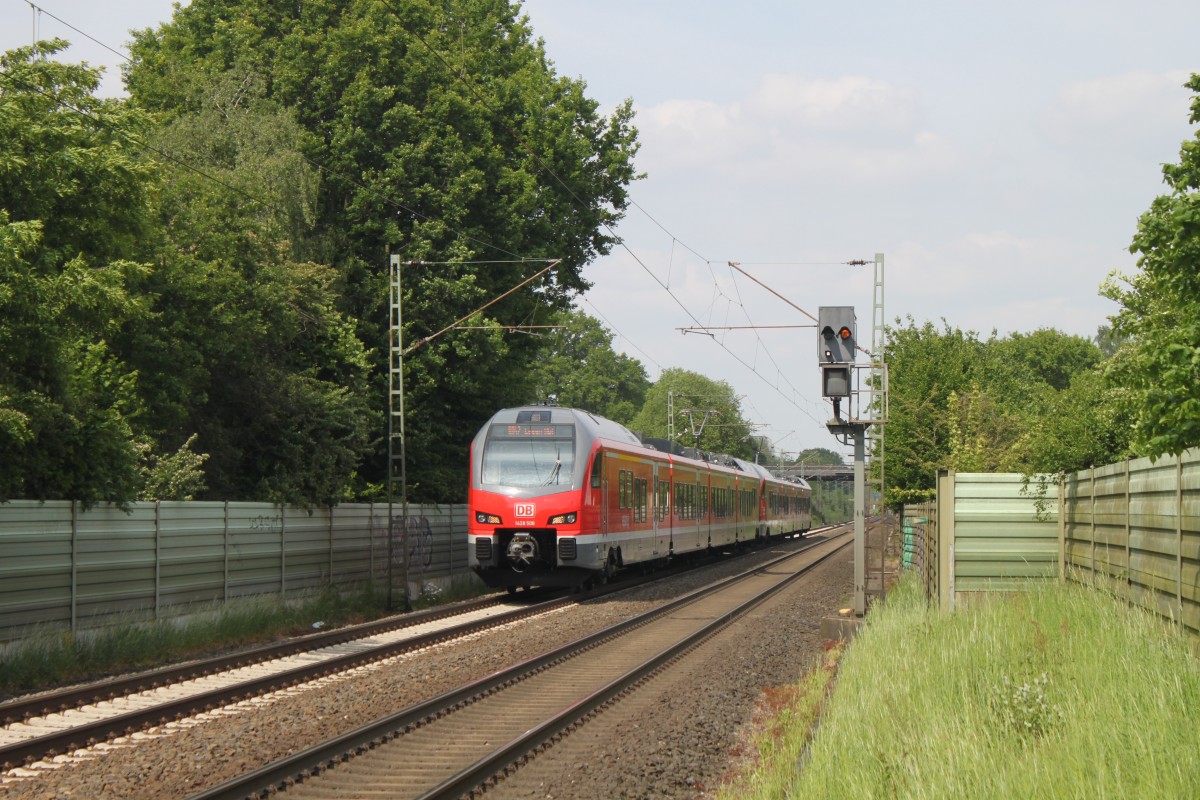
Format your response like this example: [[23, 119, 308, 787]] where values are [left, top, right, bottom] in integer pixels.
[[481, 424, 576, 488]]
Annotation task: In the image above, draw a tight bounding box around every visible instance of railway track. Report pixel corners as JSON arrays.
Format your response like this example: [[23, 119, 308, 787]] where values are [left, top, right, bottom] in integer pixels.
[[1, 527, 838, 773], [188, 529, 852, 800], [0, 592, 569, 770]]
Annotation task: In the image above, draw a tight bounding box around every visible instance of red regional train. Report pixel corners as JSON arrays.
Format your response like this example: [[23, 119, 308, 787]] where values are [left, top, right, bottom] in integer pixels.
[[468, 405, 812, 589]]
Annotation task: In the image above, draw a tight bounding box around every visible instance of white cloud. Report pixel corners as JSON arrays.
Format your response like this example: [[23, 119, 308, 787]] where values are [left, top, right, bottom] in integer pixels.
[[887, 233, 1125, 337], [638, 98, 750, 167], [638, 73, 961, 184], [745, 74, 920, 132], [1036, 70, 1194, 154]]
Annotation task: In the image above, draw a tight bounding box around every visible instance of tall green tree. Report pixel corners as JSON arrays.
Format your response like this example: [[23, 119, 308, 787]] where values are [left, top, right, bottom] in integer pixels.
[[1094, 324, 1130, 359], [1022, 370, 1133, 476], [525, 309, 649, 424], [119, 86, 378, 505], [986, 328, 1101, 393], [0, 43, 155, 506], [125, 0, 641, 500], [788, 447, 844, 466], [629, 368, 756, 459], [1102, 73, 1200, 457], [879, 318, 984, 505], [880, 318, 1128, 507], [944, 382, 1031, 472]]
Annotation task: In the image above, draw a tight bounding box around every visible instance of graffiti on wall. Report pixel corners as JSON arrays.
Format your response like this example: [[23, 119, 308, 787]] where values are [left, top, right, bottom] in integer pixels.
[[391, 515, 435, 572], [248, 514, 282, 534]]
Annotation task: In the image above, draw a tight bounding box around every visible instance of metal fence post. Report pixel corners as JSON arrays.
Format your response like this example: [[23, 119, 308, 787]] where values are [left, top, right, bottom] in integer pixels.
[[155, 500, 162, 621], [280, 505, 287, 600], [1058, 474, 1066, 582], [329, 505, 335, 585], [1090, 467, 1097, 582], [1124, 459, 1131, 593], [1177, 455, 1184, 628], [937, 470, 954, 612], [70, 499, 78, 637], [223, 501, 230, 602]]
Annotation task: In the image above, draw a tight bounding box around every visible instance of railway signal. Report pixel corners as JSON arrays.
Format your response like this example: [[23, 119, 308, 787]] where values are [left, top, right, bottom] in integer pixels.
[[818, 306, 856, 400], [818, 306, 856, 364], [820, 302, 870, 625]]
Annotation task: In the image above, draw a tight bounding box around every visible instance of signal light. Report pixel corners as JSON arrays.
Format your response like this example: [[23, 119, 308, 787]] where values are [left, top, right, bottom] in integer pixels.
[[817, 307, 856, 365]]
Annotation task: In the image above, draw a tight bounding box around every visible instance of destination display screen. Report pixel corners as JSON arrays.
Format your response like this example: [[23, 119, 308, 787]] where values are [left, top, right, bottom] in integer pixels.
[[490, 423, 574, 439]]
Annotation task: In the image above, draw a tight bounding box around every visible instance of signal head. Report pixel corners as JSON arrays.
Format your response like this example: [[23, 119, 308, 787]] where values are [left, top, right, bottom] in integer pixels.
[[817, 307, 856, 365]]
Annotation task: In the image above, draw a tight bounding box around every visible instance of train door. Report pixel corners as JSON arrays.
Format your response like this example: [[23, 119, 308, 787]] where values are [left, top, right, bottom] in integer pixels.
[[597, 451, 608, 535], [671, 468, 701, 556], [653, 462, 670, 557], [651, 461, 661, 557], [667, 466, 677, 556], [607, 455, 627, 558], [586, 449, 607, 539]]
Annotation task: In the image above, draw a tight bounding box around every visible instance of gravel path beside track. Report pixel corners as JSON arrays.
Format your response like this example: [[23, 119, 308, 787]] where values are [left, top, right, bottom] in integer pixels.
[[0, 538, 851, 800]]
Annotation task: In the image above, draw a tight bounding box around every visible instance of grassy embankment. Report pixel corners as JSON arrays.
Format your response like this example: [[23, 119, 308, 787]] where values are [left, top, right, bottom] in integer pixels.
[[0, 576, 489, 697], [718, 573, 1200, 799]]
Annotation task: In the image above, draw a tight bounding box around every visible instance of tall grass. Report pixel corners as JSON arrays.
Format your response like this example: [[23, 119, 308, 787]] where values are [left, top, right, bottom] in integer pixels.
[[732, 574, 1200, 799], [0, 584, 391, 697]]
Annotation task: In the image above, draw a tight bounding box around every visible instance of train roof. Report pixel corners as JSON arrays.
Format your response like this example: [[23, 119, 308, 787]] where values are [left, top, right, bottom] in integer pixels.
[[730, 458, 771, 480]]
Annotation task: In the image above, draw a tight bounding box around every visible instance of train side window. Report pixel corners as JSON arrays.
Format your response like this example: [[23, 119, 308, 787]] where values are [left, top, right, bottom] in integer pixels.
[[656, 480, 670, 521], [676, 481, 693, 519], [591, 451, 603, 489]]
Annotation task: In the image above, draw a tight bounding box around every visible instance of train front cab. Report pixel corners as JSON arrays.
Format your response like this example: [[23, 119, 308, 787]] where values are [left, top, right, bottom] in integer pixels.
[[468, 410, 604, 589]]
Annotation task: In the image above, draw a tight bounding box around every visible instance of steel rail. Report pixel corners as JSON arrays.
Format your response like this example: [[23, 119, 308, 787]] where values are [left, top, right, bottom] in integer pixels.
[[186, 530, 851, 800], [0, 593, 532, 726], [0, 593, 571, 769]]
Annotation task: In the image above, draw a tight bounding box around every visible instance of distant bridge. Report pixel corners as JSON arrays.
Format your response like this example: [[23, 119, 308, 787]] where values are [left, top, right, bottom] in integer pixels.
[[769, 463, 854, 482]]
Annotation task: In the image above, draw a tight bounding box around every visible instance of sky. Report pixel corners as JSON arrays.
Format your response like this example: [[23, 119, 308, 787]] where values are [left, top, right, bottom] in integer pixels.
[[3, 0, 1198, 462]]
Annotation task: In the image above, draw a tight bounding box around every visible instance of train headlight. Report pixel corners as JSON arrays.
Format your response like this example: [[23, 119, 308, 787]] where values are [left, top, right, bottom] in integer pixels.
[[549, 512, 577, 525], [476, 511, 502, 525]]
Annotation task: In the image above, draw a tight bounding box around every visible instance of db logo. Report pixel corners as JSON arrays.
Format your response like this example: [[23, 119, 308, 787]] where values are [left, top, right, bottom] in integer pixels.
[[515, 503, 535, 518]]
